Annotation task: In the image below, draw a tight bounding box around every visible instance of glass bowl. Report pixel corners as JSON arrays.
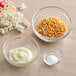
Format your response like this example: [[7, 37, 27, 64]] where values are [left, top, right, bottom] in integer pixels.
[[3, 35, 39, 67], [44, 49, 62, 66], [32, 6, 71, 42]]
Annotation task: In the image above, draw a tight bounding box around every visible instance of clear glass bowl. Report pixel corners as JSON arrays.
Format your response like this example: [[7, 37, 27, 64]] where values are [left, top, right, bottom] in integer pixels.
[[32, 6, 71, 42], [44, 49, 62, 66], [3, 35, 39, 67]]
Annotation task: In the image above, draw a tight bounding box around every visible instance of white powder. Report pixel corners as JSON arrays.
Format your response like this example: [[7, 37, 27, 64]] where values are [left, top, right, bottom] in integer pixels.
[[44, 55, 58, 66]]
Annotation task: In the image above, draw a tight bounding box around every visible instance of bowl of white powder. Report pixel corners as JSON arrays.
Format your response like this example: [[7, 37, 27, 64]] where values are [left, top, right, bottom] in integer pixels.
[[44, 49, 62, 66]]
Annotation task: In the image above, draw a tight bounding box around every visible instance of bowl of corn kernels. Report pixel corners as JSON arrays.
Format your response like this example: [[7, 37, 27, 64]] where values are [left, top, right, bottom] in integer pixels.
[[32, 6, 71, 42]]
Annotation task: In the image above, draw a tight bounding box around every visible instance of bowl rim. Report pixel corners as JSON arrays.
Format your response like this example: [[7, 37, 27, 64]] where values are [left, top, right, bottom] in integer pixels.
[[3, 35, 40, 67], [32, 6, 71, 42]]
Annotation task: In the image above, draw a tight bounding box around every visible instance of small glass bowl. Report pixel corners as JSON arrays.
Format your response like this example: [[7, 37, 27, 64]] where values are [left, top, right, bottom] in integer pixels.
[[3, 35, 39, 67], [44, 49, 62, 66], [32, 6, 71, 42]]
